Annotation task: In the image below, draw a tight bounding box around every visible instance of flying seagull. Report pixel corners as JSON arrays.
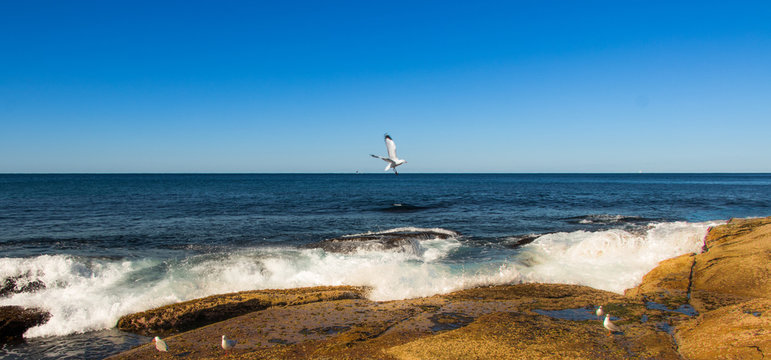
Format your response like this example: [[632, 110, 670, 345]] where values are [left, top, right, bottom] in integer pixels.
[[370, 134, 407, 175], [603, 314, 622, 336], [153, 336, 168, 352]]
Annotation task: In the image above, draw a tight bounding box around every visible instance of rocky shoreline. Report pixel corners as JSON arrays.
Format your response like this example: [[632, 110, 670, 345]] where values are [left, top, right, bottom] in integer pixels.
[[10, 217, 770, 359], [110, 217, 768, 359]]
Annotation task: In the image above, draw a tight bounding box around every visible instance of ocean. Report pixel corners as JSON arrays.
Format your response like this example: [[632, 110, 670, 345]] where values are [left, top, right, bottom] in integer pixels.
[[1, 173, 770, 359]]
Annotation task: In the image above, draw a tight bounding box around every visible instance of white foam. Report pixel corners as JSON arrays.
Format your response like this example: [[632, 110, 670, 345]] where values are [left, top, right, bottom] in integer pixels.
[[0, 233, 472, 337], [0, 222, 720, 337], [513, 221, 721, 293], [343, 226, 459, 238]]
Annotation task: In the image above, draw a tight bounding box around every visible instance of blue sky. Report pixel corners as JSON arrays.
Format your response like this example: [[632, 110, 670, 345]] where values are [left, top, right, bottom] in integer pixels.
[[1, 1, 770, 173]]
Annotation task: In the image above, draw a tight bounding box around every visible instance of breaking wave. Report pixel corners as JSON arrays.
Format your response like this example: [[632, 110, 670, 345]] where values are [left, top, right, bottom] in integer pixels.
[[512, 221, 720, 293], [0, 222, 719, 338]]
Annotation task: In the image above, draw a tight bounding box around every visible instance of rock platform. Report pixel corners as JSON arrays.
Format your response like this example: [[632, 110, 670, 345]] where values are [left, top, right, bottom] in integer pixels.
[[103, 217, 769, 359]]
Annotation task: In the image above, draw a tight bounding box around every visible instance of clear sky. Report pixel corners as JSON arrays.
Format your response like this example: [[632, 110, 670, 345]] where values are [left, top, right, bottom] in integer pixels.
[[1, 1, 770, 173]]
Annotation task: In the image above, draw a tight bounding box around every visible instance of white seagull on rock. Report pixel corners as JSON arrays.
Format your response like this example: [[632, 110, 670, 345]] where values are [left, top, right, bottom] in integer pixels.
[[153, 336, 168, 352], [371, 134, 407, 175], [603, 314, 622, 336], [222, 334, 237, 352]]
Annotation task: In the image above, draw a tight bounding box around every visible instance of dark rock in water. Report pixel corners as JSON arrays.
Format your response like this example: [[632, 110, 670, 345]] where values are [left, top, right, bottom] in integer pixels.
[[564, 214, 649, 225], [377, 203, 432, 212], [304, 230, 458, 254], [19, 280, 46, 294], [504, 234, 545, 248], [0, 278, 15, 297], [1, 276, 47, 298], [0, 306, 51, 344]]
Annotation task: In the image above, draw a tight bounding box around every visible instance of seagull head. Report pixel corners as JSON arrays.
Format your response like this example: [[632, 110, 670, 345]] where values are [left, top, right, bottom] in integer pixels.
[[153, 336, 160, 342]]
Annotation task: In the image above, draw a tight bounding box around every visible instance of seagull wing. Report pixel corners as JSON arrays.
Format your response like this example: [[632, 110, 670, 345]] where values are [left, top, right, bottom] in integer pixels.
[[384, 135, 398, 160], [604, 316, 622, 331]]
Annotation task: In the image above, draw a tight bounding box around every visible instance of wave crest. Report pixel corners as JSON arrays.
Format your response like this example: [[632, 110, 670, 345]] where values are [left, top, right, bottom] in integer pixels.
[[513, 221, 720, 293]]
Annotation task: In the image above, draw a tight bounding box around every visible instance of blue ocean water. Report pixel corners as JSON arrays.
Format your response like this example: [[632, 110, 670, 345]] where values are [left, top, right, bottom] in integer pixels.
[[2, 173, 768, 257], [1, 173, 769, 359]]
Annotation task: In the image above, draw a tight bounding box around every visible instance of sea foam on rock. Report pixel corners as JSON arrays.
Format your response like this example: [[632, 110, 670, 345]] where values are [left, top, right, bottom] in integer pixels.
[[303, 227, 458, 254]]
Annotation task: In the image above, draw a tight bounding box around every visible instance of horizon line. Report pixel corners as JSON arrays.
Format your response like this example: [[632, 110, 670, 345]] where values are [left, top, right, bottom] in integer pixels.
[[1, 172, 770, 175]]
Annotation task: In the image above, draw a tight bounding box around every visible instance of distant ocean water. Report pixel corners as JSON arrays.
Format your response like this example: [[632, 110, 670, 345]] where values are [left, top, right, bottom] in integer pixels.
[[1, 173, 770, 359]]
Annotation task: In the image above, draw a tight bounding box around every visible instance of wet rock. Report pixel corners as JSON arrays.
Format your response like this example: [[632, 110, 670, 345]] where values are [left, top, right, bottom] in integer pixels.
[[387, 311, 679, 360], [0, 306, 51, 344], [304, 229, 457, 254], [108, 217, 771, 360], [0, 276, 46, 298], [109, 283, 670, 360], [116, 286, 366, 336], [624, 253, 693, 308], [504, 233, 544, 248]]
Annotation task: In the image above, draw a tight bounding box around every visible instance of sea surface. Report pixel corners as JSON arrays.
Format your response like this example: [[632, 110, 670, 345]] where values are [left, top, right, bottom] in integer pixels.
[[1, 173, 770, 359]]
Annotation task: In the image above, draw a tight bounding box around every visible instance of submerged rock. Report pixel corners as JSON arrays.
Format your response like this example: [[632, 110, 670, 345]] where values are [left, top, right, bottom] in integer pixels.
[[0, 276, 46, 298], [304, 229, 458, 254], [504, 233, 544, 248], [0, 306, 51, 344]]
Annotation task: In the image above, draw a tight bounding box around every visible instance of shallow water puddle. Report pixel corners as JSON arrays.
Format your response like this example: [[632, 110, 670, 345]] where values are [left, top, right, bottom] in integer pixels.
[[655, 321, 674, 334], [299, 325, 351, 336], [532, 308, 610, 321], [428, 312, 474, 332]]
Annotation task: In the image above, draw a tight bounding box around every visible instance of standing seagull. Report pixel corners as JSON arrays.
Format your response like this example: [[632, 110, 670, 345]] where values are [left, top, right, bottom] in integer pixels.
[[603, 314, 622, 336], [596, 305, 604, 320], [370, 134, 407, 175], [222, 334, 237, 353], [153, 336, 168, 352]]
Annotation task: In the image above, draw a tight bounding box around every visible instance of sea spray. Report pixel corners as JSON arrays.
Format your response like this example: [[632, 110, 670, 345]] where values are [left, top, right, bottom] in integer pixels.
[[0, 229, 471, 337], [513, 221, 721, 293]]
